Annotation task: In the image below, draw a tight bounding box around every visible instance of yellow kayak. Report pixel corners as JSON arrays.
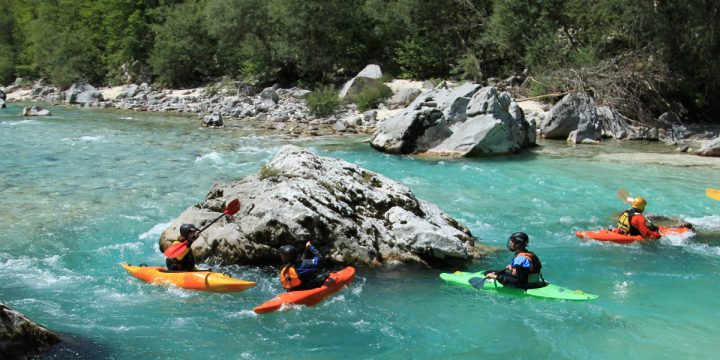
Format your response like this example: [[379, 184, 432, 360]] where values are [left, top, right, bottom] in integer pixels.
[[120, 263, 256, 292]]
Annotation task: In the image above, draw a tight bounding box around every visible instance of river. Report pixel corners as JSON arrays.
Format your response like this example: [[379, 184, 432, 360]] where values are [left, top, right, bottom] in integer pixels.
[[1, 103, 718, 359]]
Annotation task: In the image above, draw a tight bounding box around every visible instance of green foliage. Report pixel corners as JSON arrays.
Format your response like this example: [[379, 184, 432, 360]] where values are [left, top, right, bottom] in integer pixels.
[[306, 86, 341, 117], [258, 164, 283, 179], [0, 0, 717, 118], [355, 82, 392, 112], [452, 51, 483, 82], [149, 1, 216, 87]]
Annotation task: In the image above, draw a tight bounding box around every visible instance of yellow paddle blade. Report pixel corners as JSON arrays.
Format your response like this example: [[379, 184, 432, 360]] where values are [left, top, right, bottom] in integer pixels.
[[707, 188, 720, 201]]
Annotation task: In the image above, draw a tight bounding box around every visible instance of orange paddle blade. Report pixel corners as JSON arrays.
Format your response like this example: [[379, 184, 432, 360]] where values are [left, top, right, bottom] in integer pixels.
[[163, 241, 188, 258]]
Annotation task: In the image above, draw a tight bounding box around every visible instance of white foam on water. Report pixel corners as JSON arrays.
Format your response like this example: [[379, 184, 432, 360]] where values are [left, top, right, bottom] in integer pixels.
[[119, 214, 146, 221], [61, 135, 107, 145], [138, 221, 172, 240], [195, 151, 225, 164], [277, 303, 305, 312], [685, 215, 720, 232], [119, 116, 133, 120], [1, 119, 41, 126], [323, 294, 345, 305], [227, 309, 257, 319], [612, 280, 631, 298], [235, 145, 274, 154], [559, 216, 575, 224], [0, 253, 92, 288], [95, 241, 143, 254]]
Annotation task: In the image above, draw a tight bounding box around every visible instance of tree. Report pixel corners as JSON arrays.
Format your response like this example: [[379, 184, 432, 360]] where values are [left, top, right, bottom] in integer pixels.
[[149, 0, 217, 87]]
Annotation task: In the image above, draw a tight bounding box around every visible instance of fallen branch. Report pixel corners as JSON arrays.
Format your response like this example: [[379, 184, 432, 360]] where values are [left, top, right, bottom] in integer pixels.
[[517, 92, 569, 102]]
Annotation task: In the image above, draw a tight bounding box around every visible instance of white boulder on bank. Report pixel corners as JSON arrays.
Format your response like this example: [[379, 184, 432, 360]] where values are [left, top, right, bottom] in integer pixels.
[[541, 92, 601, 143], [370, 84, 536, 157], [66, 82, 103, 104], [339, 64, 384, 101]]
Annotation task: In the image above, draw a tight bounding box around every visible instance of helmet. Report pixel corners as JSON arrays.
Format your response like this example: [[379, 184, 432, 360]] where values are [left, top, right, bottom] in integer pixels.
[[632, 197, 647, 212], [179, 224, 200, 239], [506, 232, 529, 252], [278, 245, 298, 264]]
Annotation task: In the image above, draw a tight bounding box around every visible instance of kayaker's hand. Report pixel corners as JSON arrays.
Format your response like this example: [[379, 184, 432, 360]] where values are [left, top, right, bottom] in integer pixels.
[[485, 272, 497, 279], [306, 241, 312, 248]]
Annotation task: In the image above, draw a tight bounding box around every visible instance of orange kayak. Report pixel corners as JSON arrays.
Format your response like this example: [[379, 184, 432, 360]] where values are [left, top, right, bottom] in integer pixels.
[[120, 263, 256, 292], [575, 226, 691, 244], [254, 267, 355, 314]]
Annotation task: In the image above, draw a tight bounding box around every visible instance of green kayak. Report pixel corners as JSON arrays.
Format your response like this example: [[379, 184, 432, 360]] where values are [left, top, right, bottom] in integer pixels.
[[439, 271, 598, 301]]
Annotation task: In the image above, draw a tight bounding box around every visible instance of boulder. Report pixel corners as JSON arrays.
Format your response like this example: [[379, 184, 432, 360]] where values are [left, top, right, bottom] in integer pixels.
[[370, 84, 536, 157], [0, 90, 6, 101], [202, 112, 223, 127], [567, 117, 602, 144], [259, 87, 279, 110], [66, 82, 103, 104], [387, 88, 422, 110], [0, 303, 60, 358], [22, 106, 51, 116], [597, 106, 634, 139], [541, 93, 600, 140], [117, 85, 139, 99], [339, 64, 384, 101], [158, 146, 484, 268], [698, 136, 720, 157]]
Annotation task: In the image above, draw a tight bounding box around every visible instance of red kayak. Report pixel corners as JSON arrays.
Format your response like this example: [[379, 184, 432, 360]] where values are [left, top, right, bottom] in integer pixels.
[[575, 226, 691, 244], [254, 267, 355, 314]]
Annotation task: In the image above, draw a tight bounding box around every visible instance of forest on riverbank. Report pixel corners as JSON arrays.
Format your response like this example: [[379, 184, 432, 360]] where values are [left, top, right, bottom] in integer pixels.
[[0, 0, 718, 122]]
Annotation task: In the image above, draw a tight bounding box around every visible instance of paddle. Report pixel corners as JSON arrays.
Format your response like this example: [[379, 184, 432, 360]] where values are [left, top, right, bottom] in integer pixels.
[[616, 188, 633, 205], [706, 188, 720, 201], [163, 199, 242, 258], [468, 277, 487, 289]]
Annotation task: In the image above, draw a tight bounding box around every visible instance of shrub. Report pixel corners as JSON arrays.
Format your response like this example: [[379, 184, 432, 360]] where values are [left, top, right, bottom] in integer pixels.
[[258, 164, 283, 179], [306, 86, 341, 116], [355, 82, 392, 112]]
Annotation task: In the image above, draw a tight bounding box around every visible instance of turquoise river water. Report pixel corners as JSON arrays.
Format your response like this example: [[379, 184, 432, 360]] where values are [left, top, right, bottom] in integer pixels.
[[1, 103, 719, 359]]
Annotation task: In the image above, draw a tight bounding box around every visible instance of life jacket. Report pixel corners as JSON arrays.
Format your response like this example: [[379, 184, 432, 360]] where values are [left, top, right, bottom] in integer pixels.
[[280, 264, 302, 290], [517, 251, 544, 287], [516, 251, 542, 274], [617, 209, 641, 235]]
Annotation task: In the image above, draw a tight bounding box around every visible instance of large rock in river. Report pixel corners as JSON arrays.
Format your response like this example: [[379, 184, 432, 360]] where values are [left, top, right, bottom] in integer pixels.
[[369, 84, 536, 157], [159, 146, 484, 268], [0, 303, 59, 358]]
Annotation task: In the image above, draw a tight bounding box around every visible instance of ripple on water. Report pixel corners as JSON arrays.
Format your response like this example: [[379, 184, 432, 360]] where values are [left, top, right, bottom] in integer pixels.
[[138, 221, 172, 240]]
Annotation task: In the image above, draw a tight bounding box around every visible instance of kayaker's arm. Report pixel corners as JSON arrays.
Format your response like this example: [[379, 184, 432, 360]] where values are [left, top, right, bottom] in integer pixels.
[[631, 216, 661, 239], [301, 242, 324, 268]]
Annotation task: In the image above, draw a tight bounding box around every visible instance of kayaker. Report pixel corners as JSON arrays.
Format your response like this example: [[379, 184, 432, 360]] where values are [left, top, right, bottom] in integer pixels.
[[484, 232, 544, 289], [278, 242, 328, 291], [613, 197, 661, 239], [166, 224, 200, 271]]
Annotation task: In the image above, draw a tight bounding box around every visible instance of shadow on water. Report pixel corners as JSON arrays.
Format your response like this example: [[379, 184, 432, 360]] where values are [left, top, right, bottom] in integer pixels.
[[41, 333, 112, 359]]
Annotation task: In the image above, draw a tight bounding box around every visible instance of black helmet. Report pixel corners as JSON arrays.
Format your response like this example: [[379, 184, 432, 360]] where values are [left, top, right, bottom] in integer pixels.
[[278, 245, 298, 263], [179, 224, 200, 239], [506, 232, 529, 252]]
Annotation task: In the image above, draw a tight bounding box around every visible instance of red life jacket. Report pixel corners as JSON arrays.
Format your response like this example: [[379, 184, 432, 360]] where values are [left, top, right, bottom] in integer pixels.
[[280, 264, 302, 289]]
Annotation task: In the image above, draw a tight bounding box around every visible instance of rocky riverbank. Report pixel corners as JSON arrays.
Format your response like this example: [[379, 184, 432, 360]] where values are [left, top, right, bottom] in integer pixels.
[[3, 68, 719, 157]]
